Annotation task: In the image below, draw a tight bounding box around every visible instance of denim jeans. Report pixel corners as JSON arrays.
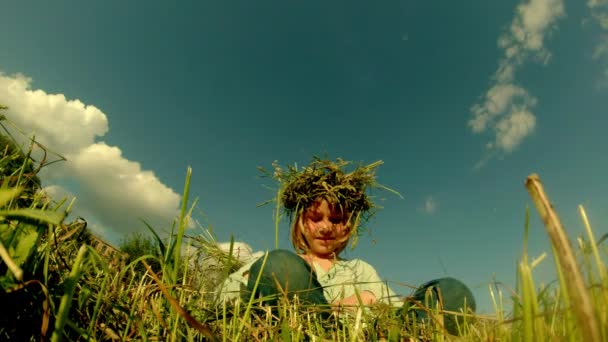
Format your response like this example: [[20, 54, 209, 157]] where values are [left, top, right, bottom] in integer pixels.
[[403, 277, 476, 336], [245, 249, 476, 336], [245, 249, 329, 306]]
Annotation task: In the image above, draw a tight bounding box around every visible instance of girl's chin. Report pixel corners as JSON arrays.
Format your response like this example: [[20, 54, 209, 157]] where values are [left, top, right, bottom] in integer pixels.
[[311, 246, 337, 256]]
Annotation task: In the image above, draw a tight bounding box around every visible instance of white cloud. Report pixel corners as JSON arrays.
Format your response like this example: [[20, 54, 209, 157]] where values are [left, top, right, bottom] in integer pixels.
[[589, 0, 608, 9], [512, 0, 564, 54], [0, 73, 108, 155], [421, 196, 438, 215], [592, 12, 608, 30], [497, 0, 565, 66], [495, 109, 537, 152], [41, 184, 74, 201], [469, 84, 533, 133], [469, 0, 564, 159], [588, 0, 608, 86], [0, 72, 182, 238], [593, 36, 608, 60]]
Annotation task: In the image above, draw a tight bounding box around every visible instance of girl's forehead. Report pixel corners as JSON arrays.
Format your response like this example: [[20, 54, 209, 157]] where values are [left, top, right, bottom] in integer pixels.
[[306, 199, 347, 215]]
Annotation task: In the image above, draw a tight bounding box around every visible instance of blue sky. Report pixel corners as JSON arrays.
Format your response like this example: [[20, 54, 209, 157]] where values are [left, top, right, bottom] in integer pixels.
[[1, 0, 607, 313]]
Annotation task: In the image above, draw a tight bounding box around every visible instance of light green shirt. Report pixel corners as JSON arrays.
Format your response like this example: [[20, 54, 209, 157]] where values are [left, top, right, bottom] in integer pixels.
[[218, 255, 403, 307]]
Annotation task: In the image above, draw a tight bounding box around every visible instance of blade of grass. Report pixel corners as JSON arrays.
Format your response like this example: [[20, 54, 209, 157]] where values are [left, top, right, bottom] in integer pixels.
[[578, 205, 608, 341], [350, 307, 363, 342], [7, 136, 34, 209], [0, 238, 23, 281], [1, 208, 64, 225], [551, 243, 576, 342], [579, 205, 607, 282], [234, 251, 269, 342], [122, 265, 151, 341], [142, 261, 218, 342], [51, 244, 87, 342], [171, 166, 192, 284], [0, 187, 22, 208], [87, 273, 111, 339], [141, 219, 167, 258], [525, 174, 601, 341]]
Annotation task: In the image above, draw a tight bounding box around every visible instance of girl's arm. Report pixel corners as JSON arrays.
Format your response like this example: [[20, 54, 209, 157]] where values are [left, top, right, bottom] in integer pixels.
[[216, 259, 256, 302], [334, 290, 377, 306], [331, 259, 387, 309]]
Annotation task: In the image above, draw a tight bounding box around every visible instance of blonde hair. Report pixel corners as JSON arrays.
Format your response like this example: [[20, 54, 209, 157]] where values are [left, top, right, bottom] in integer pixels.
[[289, 198, 355, 256]]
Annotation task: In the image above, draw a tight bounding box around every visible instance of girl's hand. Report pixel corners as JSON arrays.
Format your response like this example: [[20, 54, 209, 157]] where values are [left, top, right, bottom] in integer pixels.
[[334, 291, 376, 311]]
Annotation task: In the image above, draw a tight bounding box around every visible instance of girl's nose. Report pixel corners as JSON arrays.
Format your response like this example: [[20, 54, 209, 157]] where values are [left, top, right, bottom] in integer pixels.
[[319, 221, 333, 234]]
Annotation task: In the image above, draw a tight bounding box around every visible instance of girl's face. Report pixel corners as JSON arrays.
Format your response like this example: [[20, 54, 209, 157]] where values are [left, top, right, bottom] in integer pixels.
[[300, 199, 350, 258]]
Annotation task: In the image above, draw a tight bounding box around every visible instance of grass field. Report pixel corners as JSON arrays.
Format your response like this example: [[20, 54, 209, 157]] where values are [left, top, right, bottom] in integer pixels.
[[0, 117, 607, 341]]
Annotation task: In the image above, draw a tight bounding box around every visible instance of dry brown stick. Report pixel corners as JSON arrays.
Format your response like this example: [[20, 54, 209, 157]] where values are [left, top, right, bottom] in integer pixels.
[[525, 174, 601, 342]]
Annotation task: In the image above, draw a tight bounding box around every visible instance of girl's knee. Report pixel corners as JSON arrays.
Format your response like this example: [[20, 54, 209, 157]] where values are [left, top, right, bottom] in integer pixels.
[[413, 277, 476, 312], [246, 249, 327, 305], [250, 249, 310, 281], [266, 249, 299, 262]]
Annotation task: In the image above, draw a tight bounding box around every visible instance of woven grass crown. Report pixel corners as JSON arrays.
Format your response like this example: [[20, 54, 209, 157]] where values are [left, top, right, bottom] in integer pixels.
[[264, 157, 395, 226]]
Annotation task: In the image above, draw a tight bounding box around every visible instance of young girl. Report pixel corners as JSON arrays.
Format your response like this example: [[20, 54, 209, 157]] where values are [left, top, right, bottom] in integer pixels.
[[218, 158, 475, 336]]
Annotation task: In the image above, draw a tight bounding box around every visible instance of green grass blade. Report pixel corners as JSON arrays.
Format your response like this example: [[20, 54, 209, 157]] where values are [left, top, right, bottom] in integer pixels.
[[235, 251, 269, 341], [1, 208, 64, 225], [87, 273, 111, 339], [0, 238, 23, 281], [171, 166, 192, 285], [8, 137, 34, 209], [51, 245, 87, 342], [0, 187, 22, 208], [141, 219, 167, 258], [274, 188, 282, 249], [9, 223, 40, 269]]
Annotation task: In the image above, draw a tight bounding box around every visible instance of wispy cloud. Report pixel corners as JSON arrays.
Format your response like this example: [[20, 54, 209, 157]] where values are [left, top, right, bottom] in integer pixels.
[[469, 0, 565, 161], [588, 0, 608, 86], [421, 196, 438, 215], [0, 72, 181, 239], [588, 0, 608, 28]]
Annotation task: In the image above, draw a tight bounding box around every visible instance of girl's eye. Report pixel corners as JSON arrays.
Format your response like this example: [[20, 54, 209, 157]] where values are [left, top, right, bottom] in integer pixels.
[[308, 215, 322, 222], [330, 217, 344, 224]]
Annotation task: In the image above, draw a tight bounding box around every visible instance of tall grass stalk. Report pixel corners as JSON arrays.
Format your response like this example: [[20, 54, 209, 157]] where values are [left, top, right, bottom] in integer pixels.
[[549, 242, 575, 341], [7, 136, 34, 209], [274, 188, 282, 249], [234, 251, 269, 342], [526, 173, 601, 341], [51, 245, 87, 342], [171, 166, 192, 285], [122, 266, 150, 341], [86, 272, 110, 338], [579, 205, 608, 341]]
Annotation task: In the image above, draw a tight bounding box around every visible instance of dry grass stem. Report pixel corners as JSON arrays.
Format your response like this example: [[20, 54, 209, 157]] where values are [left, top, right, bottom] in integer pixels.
[[525, 173, 601, 341]]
